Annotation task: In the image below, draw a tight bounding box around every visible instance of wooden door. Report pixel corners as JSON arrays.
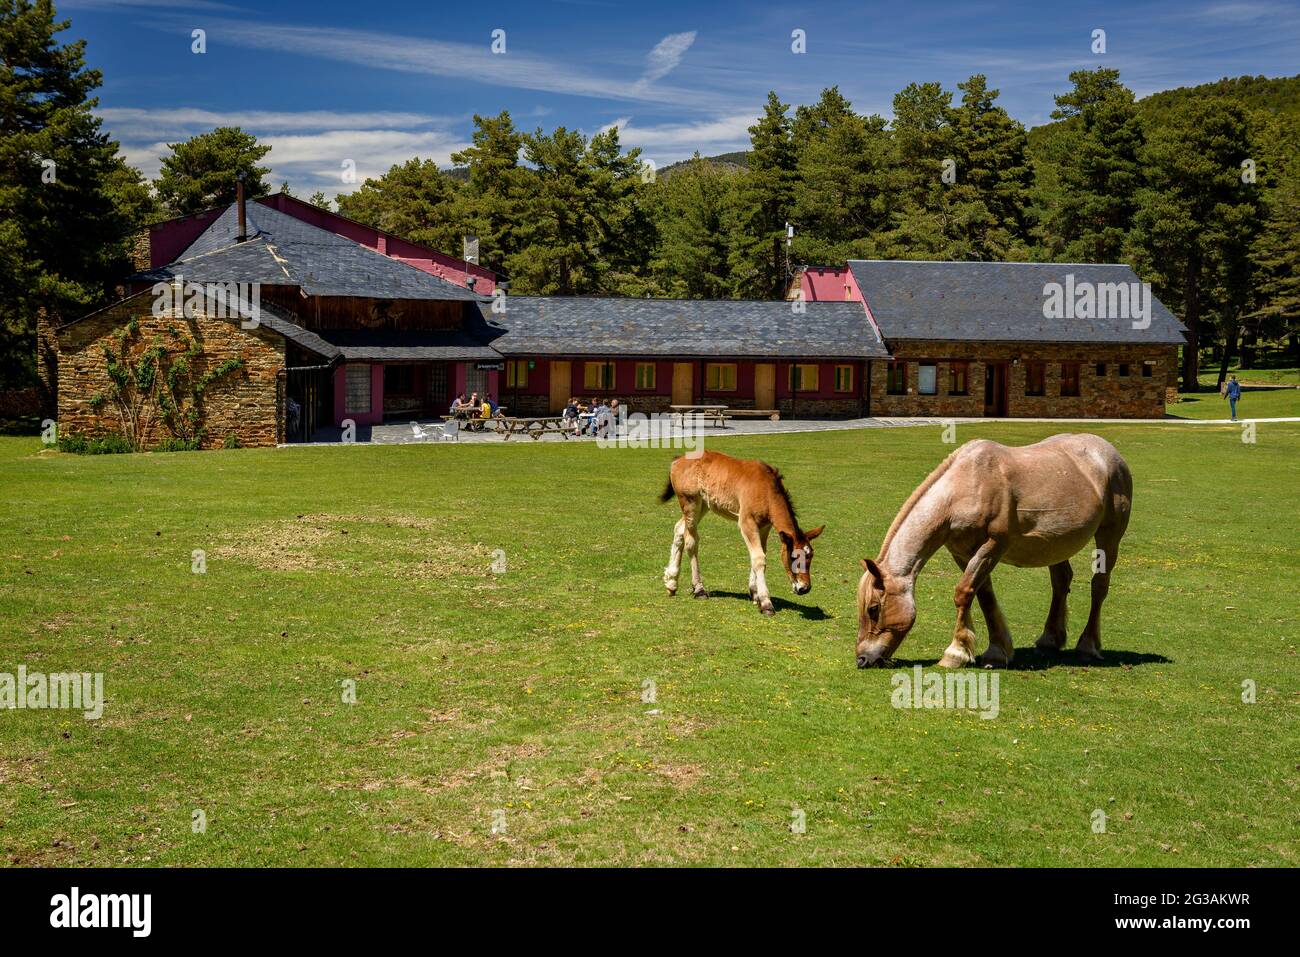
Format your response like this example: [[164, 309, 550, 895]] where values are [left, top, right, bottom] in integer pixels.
[[549, 360, 570, 413], [753, 363, 776, 409], [983, 363, 1008, 417], [672, 362, 694, 405]]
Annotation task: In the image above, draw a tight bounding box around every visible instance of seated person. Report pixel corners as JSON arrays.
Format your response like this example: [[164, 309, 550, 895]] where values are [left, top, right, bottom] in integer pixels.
[[450, 393, 467, 415], [562, 397, 579, 429]]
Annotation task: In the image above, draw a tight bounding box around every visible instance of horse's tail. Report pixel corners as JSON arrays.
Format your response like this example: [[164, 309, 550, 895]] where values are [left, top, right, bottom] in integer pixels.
[[658, 457, 682, 503]]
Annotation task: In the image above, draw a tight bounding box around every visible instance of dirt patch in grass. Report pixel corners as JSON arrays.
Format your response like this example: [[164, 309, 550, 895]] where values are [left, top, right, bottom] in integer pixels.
[[213, 513, 497, 579]]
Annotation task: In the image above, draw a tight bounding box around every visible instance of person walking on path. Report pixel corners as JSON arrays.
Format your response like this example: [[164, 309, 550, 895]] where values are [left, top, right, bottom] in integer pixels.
[[1225, 375, 1242, 421]]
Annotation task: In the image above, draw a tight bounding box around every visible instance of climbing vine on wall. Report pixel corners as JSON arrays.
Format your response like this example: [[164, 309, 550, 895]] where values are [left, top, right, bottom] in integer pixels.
[[90, 320, 245, 451]]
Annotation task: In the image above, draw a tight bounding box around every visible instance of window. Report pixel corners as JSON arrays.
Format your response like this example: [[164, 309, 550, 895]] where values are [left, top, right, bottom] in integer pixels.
[[917, 362, 938, 396], [344, 364, 371, 414], [584, 361, 615, 391], [384, 364, 414, 395], [949, 362, 969, 395], [706, 363, 737, 391], [833, 364, 854, 393], [886, 360, 907, 395], [1141, 362, 1154, 378], [1095, 362, 1107, 377], [1025, 361, 1046, 397], [506, 360, 528, 389], [789, 364, 819, 392], [634, 362, 656, 390], [1060, 362, 1081, 397], [1118, 363, 1130, 377]]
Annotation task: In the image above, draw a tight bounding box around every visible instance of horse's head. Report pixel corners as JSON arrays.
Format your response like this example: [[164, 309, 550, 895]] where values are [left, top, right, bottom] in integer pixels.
[[778, 525, 824, 596], [855, 558, 915, 667]]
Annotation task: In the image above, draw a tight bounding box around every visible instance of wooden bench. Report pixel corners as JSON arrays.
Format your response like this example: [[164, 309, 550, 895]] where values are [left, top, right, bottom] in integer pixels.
[[725, 408, 780, 422], [669, 404, 731, 428]]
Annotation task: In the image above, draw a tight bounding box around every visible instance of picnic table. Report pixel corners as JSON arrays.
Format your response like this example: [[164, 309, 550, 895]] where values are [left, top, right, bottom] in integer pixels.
[[668, 404, 731, 427], [442, 407, 507, 432], [495, 415, 572, 441], [441, 414, 570, 440]]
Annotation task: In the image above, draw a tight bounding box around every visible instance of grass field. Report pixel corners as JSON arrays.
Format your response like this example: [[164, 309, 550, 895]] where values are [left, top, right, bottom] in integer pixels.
[[1169, 387, 1300, 420], [0, 420, 1296, 867]]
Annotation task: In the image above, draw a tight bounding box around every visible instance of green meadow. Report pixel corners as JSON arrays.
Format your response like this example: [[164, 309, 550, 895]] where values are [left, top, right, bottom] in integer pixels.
[[0, 420, 1295, 866]]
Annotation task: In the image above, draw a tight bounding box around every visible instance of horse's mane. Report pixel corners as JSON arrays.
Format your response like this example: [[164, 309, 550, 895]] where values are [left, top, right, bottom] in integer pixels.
[[769, 467, 801, 534], [878, 449, 959, 559]]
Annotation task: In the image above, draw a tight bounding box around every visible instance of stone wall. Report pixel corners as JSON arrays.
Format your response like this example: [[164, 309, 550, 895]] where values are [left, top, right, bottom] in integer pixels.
[[56, 295, 285, 449], [868, 342, 1178, 419]]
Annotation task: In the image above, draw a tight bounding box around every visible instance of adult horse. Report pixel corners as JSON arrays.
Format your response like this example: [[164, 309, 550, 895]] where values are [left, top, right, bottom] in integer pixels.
[[855, 434, 1132, 668], [660, 451, 824, 615]]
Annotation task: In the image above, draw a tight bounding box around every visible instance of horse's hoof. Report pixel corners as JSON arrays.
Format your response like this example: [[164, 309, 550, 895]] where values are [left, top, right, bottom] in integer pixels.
[[1076, 647, 1104, 663], [693, 589, 709, 599], [760, 605, 775, 616], [938, 652, 973, 669], [666, 587, 676, 597], [1034, 634, 1065, 653]]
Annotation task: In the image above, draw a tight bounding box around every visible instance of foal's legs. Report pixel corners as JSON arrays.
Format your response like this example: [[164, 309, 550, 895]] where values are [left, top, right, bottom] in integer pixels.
[[740, 519, 774, 616], [1035, 560, 1074, 653], [942, 539, 1004, 668], [749, 525, 771, 602], [1077, 529, 1120, 662], [685, 502, 707, 598], [663, 516, 686, 596]]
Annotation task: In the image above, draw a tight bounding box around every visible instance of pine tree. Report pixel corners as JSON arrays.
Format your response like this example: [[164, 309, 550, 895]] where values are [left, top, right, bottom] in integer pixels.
[[790, 88, 893, 264], [505, 125, 649, 295], [0, 0, 141, 389], [335, 158, 463, 254], [154, 127, 271, 215], [950, 75, 1033, 259], [729, 91, 797, 298], [1130, 99, 1263, 389], [1039, 68, 1145, 263], [450, 112, 525, 277], [648, 154, 738, 298]]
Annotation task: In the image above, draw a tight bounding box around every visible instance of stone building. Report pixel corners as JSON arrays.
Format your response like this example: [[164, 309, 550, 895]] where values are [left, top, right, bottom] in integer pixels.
[[44, 193, 1188, 450], [801, 260, 1186, 419]]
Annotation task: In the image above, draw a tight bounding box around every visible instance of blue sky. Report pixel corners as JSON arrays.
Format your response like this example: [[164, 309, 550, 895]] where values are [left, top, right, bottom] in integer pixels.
[[62, 0, 1300, 198]]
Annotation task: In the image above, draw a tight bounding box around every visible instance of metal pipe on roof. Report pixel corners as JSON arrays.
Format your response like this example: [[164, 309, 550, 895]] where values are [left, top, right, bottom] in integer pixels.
[[236, 173, 247, 242]]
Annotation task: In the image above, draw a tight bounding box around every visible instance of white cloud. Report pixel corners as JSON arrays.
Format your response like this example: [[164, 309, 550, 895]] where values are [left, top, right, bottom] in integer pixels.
[[102, 107, 470, 200], [169, 20, 706, 106], [635, 31, 697, 90], [607, 113, 754, 165]]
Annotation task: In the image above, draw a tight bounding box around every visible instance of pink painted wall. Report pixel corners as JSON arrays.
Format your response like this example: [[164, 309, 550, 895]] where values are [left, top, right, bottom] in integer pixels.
[[148, 208, 225, 268], [798, 266, 886, 346], [258, 194, 496, 293], [497, 357, 864, 403], [800, 267, 859, 303], [333, 363, 385, 427], [144, 193, 497, 293]]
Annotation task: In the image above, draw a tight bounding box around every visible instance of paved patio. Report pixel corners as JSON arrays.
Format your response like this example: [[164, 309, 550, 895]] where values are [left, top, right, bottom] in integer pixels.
[[292, 413, 1300, 447]]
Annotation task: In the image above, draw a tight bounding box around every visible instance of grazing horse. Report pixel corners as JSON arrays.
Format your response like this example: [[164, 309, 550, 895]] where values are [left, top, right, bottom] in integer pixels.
[[660, 450, 824, 615], [855, 434, 1132, 669]]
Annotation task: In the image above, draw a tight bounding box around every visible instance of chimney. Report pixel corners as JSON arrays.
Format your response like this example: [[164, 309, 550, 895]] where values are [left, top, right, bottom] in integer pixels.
[[463, 234, 479, 265], [236, 172, 247, 242]]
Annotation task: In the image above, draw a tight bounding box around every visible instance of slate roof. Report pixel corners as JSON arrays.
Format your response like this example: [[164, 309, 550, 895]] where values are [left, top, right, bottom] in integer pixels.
[[313, 309, 505, 361], [484, 297, 889, 358], [134, 203, 486, 303], [846, 260, 1187, 345]]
